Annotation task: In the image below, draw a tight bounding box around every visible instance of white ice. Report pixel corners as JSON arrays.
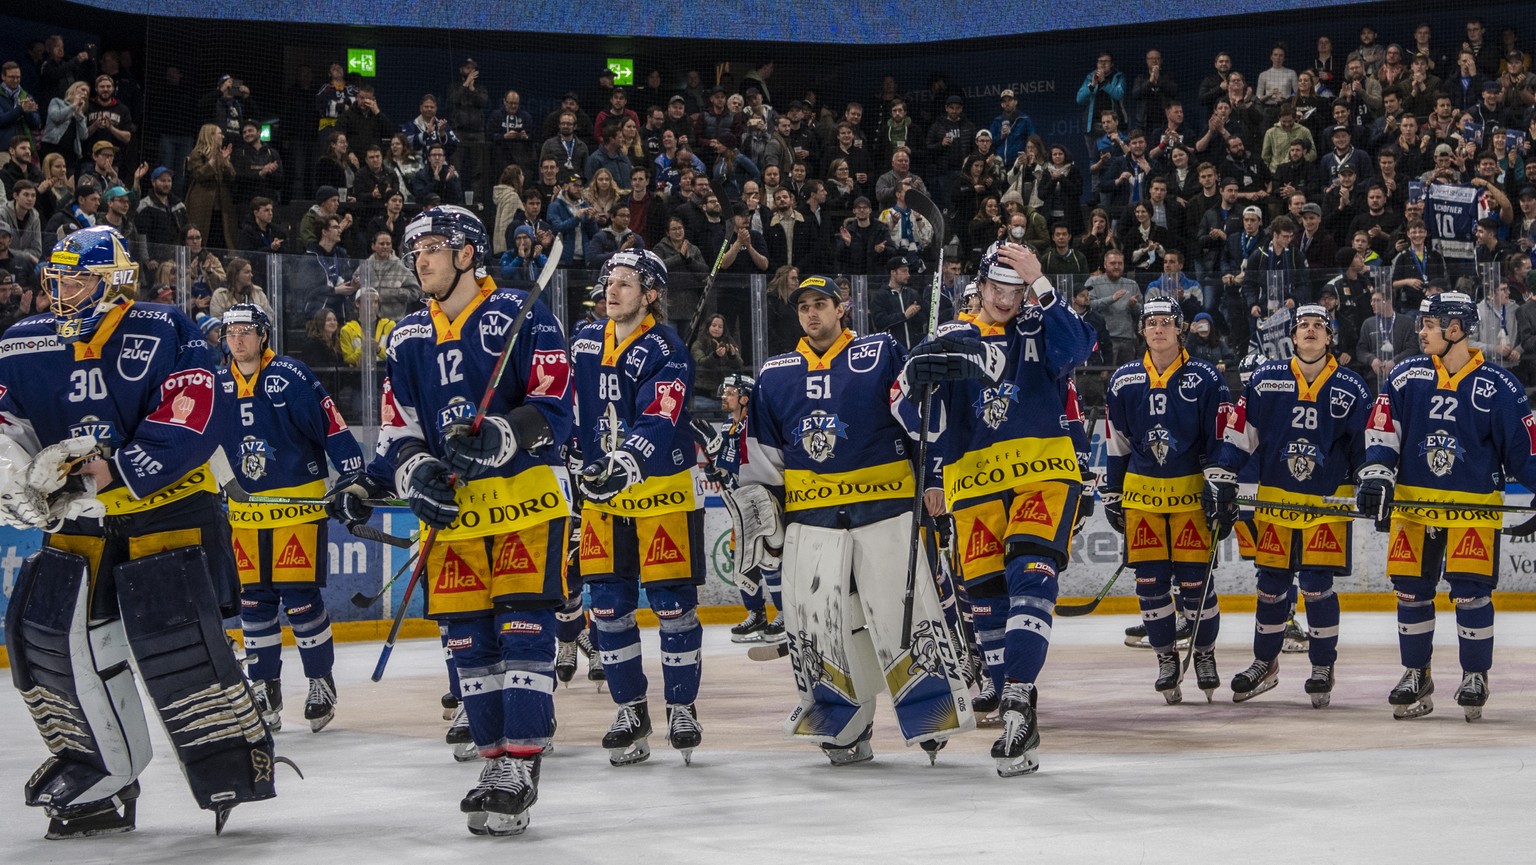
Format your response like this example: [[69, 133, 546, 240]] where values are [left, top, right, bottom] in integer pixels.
[[3, 613, 1535, 864]]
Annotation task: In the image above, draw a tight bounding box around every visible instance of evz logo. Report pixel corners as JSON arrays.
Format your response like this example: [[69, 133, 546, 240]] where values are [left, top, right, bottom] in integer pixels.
[[239, 436, 270, 480], [1420, 431, 1465, 477], [797, 411, 847, 463], [117, 335, 161, 382], [1285, 439, 1320, 482], [971, 383, 1018, 430], [435, 397, 477, 431], [1146, 425, 1176, 465], [69, 416, 118, 447]]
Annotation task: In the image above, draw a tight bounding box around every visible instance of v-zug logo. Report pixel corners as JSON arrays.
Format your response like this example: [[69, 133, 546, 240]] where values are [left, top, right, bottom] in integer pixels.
[[479, 311, 514, 354], [117, 335, 161, 382], [436, 397, 477, 431], [264, 374, 289, 406]]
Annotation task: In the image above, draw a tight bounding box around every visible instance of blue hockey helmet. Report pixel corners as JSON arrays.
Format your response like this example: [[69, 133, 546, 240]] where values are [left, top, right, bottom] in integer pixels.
[[1290, 303, 1334, 337], [1138, 296, 1184, 335], [1419, 290, 1479, 333], [718, 372, 756, 399], [222, 303, 272, 342], [402, 205, 488, 273], [1238, 350, 1268, 384], [599, 249, 669, 292], [42, 226, 139, 343]]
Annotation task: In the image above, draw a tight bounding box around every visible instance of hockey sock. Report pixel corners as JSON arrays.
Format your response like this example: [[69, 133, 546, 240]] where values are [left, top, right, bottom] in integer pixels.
[[495, 608, 558, 749], [649, 585, 702, 706], [1449, 580, 1494, 674], [588, 580, 648, 704], [284, 588, 334, 680], [1252, 570, 1293, 662], [1002, 557, 1058, 684], [440, 624, 462, 701], [763, 565, 783, 613], [1392, 578, 1436, 669], [1299, 572, 1340, 666], [970, 594, 1007, 693], [240, 587, 283, 682], [554, 593, 586, 643], [1134, 562, 1178, 651], [448, 617, 505, 754], [1177, 563, 1219, 649]]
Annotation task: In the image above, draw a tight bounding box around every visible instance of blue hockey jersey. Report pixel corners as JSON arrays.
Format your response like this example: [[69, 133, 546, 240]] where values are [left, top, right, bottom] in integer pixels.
[[1105, 350, 1232, 512], [569, 314, 697, 518], [0, 303, 227, 514], [1216, 356, 1371, 527], [371, 277, 575, 540], [226, 350, 365, 528], [742, 329, 914, 529], [1364, 350, 1536, 527]]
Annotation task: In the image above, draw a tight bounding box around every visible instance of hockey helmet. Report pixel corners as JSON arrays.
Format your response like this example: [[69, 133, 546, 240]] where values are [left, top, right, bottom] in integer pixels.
[[717, 372, 756, 399], [222, 303, 272, 342], [1418, 290, 1479, 333], [960, 280, 980, 303], [1290, 303, 1334, 337], [402, 205, 488, 272], [1138, 296, 1184, 335], [599, 249, 669, 293], [977, 247, 1026, 287], [1238, 351, 1267, 384], [42, 225, 139, 343]]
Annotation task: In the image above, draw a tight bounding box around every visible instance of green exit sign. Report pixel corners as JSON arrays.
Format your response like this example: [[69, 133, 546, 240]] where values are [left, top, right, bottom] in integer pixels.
[[607, 58, 633, 86], [347, 48, 377, 78]]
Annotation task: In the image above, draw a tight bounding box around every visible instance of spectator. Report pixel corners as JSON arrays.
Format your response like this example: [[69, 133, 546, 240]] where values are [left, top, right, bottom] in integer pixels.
[[1086, 248, 1140, 363], [585, 202, 643, 268], [230, 119, 284, 208], [1, 139, 43, 202], [181, 224, 227, 288], [367, 189, 408, 253], [655, 216, 708, 332], [84, 74, 132, 160], [711, 131, 759, 201], [35, 151, 73, 224], [692, 314, 745, 409], [489, 89, 536, 177], [39, 80, 88, 169], [298, 185, 349, 248], [1147, 249, 1205, 316], [45, 178, 98, 241], [200, 74, 253, 140], [445, 59, 486, 176], [1357, 287, 1415, 390], [299, 306, 345, 366], [499, 224, 548, 286], [1321, 164, 1363, 245], [547, 170, 597, 265], [764, 187, 808, 271], [1257, 42, 1299, 106], [184, 123, 237, 248], [878, 179, 934, 272], [411, 143, 463, 205], [1473, 278, 1520, 368], [0, 180, 43, 261], [926, 95, 976, 189], [540, 110, 589, 178], [1077, 206, 1117, 273], [624, 166, 666, 248], [0, 273, 27, 334], [823, 157, 866, 225], [717, 206, 769, 338], [1077, 52, 1127, 155], [585, 117, 633, 187], [335, 83, 394, 161], [355, 230, 418, 317], [313, 129, 355, 196], [37, 35, 95, 104], [834, 196, 888, 275], [235, 194, 287, 289], [0, 61, 42, 151], [490, 164, 525, 256], [1506, 252, 1532, 304], [404, 93, 457, 159], [303, 214, 357, 318], [1040, 223, 1088, 276], [383, 133, 423, 205], [80, 140, 123, 193], [1186, 312, 1229, 366], [820, 122, 870, 187], [210, 255, 273, 320], [350, 143, 395, 221], [1295, 201, 1337, 269], [1130, 49, 1179, 132], [506, 187, 554, 253], [0, 225, 36, 294], [98, 185, 146, 263], [314, 62, 356, 133], [1119, 202, 1175, 273], [1260, 106, 1314, 172], [1038, 144, 1085, 236], [1239, 215, 1303, 345], [965, 195, 1003, 259], [869, 257, 927, 347], [1324, 247, 1375, 333], [339, 288, 395, 367]]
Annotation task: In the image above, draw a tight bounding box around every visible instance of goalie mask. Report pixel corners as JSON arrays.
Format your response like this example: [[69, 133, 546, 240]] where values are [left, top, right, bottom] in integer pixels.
[[42, 226, 139, 343]]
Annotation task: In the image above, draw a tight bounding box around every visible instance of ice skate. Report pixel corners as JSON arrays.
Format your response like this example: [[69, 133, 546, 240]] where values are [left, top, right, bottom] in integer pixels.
[[820, 723, 873, 766], [1230, 658, 1279, 703], [578, 631, 606, 688], [1193, 649, 1219, 702], [919, 737, 947, 765], [554, 640, 578, 684], [1455, 671, 1488, 722], [761, 613, 786, 643], [43, 781, 140, 840], [973, 677, 1000, 724], [476, 756, 540, 837], [1389, 666, 1434, 719], [1282, 617, 1309, 653], [441, 691, 460, 721], [990, 682, 1040, 778], [666, 703, 702, 765], [1304, 664, 1334, 708], [603, 700, 652, 766], [1125, 617, 1191, 650], [730, 609, 768, 642], [462, 756, 521, 835], [447, 703, 478, 762], [1154, 652, 1182, 704], [253, 678, 282, 732], [304, 674, 336, 732]]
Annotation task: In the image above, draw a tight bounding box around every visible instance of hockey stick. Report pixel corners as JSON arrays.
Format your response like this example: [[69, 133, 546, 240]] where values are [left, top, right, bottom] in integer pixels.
[[351, 547, 422, 608], [747, 641, 789, 661], [683, 233, 736, 350], [219, 472, 413, 547], [1176, 535, 1221, 685], [900, 188, 946, 651], [1056, 563, 1128, 617], [345, 522, 416, 549], [372, 237, 564, 682]]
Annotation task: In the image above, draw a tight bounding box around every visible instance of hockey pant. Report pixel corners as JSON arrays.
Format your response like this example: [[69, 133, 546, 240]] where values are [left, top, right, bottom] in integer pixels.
[[1254, 569, 1339, 665], [969, 544, 1059, 688], [737, 564, 783, 614], [7, 545, 277, 815], [445, 608, 557, 758], [1134, 558, 1220, 652], [587, 580, 701, 706], [240, 585, 334, 682], [780, 514, 974, 748]]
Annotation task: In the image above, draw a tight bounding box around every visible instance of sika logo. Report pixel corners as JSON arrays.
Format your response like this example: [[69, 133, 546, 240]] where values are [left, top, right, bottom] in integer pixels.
[[1130, 520, 1161, 550], [435, 548, 486, 593], [1256, 524, 1285, 555], [1010, 491, 1052, 526], [580, 522, 608, 559], [1453, 530, 1489, 561], [1173, 521, 1206, 551], [1305, 525, 1342, 553], [1388, 530, 1417, 563], [276, 536, 313, 568], [644, 526, 684, 565], [964, 520, 1002, 563], [494, 536, 538, 574]]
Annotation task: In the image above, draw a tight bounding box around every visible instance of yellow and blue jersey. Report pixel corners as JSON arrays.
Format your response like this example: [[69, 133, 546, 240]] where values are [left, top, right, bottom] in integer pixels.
[[1105, 350, 1232, 513]]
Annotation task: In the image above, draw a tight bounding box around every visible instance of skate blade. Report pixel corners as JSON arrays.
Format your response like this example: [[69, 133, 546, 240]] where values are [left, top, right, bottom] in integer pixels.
[[995, 749, 1040, 778], [453, 742, 482, 762], [214, 805, 233, 836], [1201, 686, 1216, 703], [730, 632, 764, 644], [308, 712, 335, 733], [1160, 685, 1183, 705], [1281, 639, 1309, 654], [678, 747, 694, 766], [1232, 678, 1279, 703], [1392, 696, 1434, 719], [442, 707, 458, 721], [762, 631, 788, 644], [1124, 636, 1148, 648], [1310, 692, 1332, 709], [976, 712, 1003, 728], [1462, 704, 1483, 722], [467, 811, 490, 836], [825, 749, 874, 767], [44, 801, 137, 841], [608, 740, 651, 766], [485, 811, 531, 836]]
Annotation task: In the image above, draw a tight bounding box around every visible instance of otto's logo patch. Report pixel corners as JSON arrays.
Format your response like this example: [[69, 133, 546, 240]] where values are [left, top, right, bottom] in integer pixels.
[[643, 378, 686, 424], [148, 369, 216, 434], [528, 349, 570, 398], [321, 396, 349, 433]]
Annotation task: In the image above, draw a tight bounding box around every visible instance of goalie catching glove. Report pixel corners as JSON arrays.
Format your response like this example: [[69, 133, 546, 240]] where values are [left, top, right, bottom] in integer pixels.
[[0, 435, 104, 530], [721, 483, 785, 582]]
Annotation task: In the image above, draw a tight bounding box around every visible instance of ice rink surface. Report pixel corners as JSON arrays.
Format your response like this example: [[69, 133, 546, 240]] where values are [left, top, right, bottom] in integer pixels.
[[3, 612, 1535, 864]]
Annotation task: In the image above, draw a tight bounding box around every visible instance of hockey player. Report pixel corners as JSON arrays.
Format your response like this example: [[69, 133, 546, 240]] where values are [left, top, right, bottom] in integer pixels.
[[330, 205, 574, 835], [739, 273, 973, 767], [222, 303, 364, 733], [1103, 297, 1233, 704], [0, 226, 286, 838], [707, 373, 786, 644], [569, 249, 705, 766], [1357, 291, 1536, 721], [898, 244, 1094, 776], [1210, 306, 1372, 707]]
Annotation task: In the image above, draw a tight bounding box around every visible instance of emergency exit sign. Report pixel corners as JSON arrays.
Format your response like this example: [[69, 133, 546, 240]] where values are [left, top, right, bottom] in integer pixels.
[[607, 58, 633, 85], [348, 48, 377, 78]]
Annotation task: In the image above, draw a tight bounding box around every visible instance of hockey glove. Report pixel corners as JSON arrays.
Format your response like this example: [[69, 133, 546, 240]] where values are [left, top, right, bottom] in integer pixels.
[[903, 331, 995, 386], [400, 454, 460, 530], [326, 471, 389, 525], [1074, 480, 1097, 536], [577, 448, 643, 504], [1202, 467, 1239, 540], [1101, 488, 1125, 535], [26, 436, 102, 496], [690, 418, 725, 460], [1355, 465, 1395, 533], [442, 415, 518, 478], [44, 473, 105, 530]]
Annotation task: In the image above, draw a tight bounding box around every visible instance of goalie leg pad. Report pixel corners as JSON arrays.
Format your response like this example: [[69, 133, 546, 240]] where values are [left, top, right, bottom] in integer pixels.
[[588, 578, 648, 705], [780, 523, 880, 747], [1297, 570, 1340, 666], [1447, 578, 1494, 675], [1253, 568, 1294, 662], [1002, 550, 1060, 686], [282, 587, 334, 680], [1391, 576, 1438, 670], [114, 546, 277, 811], [9, 547, 153, 812], [649, 585, 702, 706], [849, 513, 974, 745], [493, 607, 557, 753], [240, 586, 283, 682]]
